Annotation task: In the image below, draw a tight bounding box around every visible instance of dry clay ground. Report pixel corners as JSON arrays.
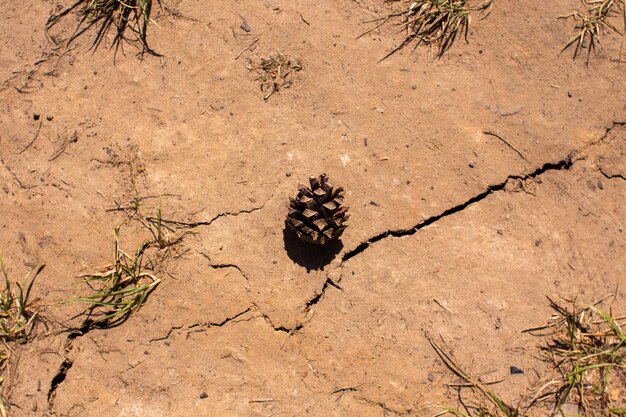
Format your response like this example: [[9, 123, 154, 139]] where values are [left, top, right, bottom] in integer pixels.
[[1, 0, 625, 416]]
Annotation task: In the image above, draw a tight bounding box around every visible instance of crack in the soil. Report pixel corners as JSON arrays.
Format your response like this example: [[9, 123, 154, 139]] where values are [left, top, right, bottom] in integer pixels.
[[200, 252, 251, 283], [340, 157, 581, 264], [251, 302, 303, 334], [148, 324, 185, 343], [342, 121, 624, 264], [205, 307, 253, 327], [46, 320, 93, 406], [150, 307, 254, 343], [296, 121, 625, 325], [47, 359, 73, 403], [304, 277, 342, 311], [600, 168, 626, 181], [159, 193, 275, 229]]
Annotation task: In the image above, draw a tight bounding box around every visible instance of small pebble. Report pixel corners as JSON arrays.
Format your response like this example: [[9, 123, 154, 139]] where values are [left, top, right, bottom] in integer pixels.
[[510, 366, 524, 375], [597, 179, 604, 190], [497, 230, 504, 235], [240, 21, 250, 32], [199, 392, 208, 399], [535, 239, 542, 247], [285, 171, 292, 177], [369, 201, 380, 207], [411, 84, 417, 90], [468, 161, 475, 168], [427, 372, 435, 382], [33, 114, 40, 121], [46, 115, 54, 121]]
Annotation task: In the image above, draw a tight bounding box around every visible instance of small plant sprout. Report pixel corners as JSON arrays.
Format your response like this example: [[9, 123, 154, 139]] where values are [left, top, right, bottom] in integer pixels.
[[67, 228, 160, 327]]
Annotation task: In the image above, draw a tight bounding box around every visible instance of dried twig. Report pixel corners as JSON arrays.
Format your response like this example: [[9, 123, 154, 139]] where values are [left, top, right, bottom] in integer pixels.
[[235, 37, 260, 60], [483, 130, 527, 161], [16, 119, 43, 155]]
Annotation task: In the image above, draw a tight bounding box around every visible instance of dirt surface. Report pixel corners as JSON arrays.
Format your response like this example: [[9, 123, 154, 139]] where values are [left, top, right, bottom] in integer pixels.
[[1, 0, 625, 416]]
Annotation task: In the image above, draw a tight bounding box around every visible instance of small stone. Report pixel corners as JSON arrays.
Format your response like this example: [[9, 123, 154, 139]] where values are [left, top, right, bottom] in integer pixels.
[[597, 179, 604, 190], [370, 201, 380, 207], [286, 171, 292, 177], [240, 21, 250, 32], [535, 239, 542, 247], [411, 84, 417, 90], [427, 372, 435, 382], [199, 392, 208, 399], [510, 366, 524, 375], [497, 230, 504, 235], [46, 115, 54, 121], [33, 114, 40, 121], [468, 161, 475, 168]]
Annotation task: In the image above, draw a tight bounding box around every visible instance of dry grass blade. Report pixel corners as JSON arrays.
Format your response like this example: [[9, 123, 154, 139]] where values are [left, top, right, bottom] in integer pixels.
[[560, 0, 624, 63], [46, 0, 161, 57], [247, 52, 303, 101], [532, 297, 626, 416], [66, 228, 160, 327], [428, 335, 520, 417], [0, 260, 45, 416], [363, 0, 494, 60]]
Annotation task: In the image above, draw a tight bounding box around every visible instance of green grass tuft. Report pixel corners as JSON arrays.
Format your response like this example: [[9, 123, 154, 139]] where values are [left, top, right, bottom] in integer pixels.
[[0, 260, 45, 417], [0, 261, 44, 345], [66, 228, 160, 327]]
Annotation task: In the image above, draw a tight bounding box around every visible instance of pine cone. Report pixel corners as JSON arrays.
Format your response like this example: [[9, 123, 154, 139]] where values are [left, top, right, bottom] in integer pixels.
[[286, 174, 349, 245]]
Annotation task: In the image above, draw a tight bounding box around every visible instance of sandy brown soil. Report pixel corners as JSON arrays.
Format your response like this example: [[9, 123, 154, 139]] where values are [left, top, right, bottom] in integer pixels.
[[1, 0, 625, 416]]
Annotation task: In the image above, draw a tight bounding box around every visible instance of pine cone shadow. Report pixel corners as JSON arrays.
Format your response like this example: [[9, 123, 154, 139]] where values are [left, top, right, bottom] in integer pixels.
[[283, 226, 343, 272]]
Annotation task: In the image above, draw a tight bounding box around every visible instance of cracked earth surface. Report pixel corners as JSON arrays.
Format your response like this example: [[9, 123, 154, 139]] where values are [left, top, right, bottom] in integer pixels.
[[1, 0, 625, 416]]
